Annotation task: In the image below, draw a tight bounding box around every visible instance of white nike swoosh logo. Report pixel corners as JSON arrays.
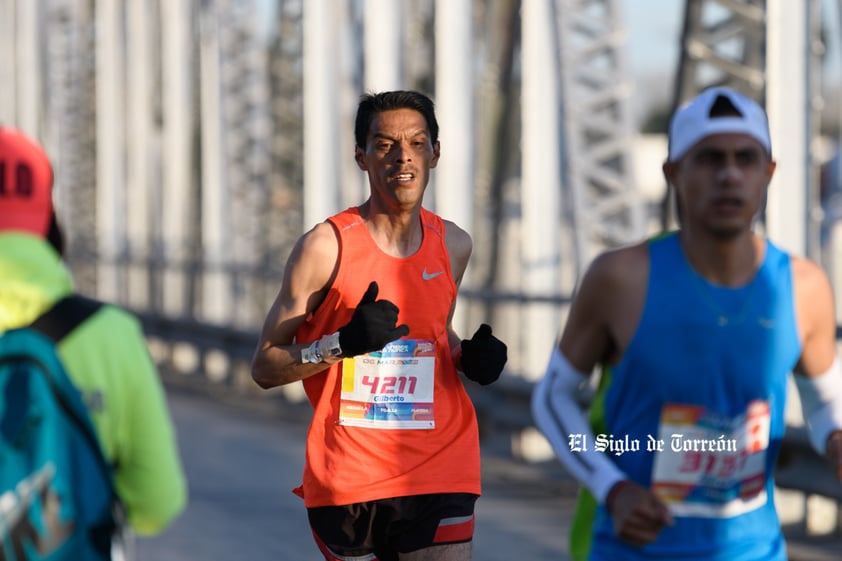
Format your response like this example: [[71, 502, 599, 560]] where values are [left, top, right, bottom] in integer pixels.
[[422, 268, 444, 280], [758, 317, 774, 328]]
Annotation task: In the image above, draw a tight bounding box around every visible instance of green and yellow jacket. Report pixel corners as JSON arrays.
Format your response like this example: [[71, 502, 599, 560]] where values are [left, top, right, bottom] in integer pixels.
[[0, 232, 187, 535]]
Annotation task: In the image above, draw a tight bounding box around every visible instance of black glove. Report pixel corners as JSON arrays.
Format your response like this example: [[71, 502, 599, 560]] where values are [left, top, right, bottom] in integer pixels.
[[460, 323, 507, 385], [338, 281, 410, 357]]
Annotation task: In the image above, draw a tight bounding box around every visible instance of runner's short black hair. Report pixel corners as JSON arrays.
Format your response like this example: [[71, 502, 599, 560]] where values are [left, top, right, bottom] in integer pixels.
[[354, 90, 439, 148]]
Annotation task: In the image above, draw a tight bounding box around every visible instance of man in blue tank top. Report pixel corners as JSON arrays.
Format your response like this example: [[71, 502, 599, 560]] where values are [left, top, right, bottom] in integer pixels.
[[531, 86, 842, 560]]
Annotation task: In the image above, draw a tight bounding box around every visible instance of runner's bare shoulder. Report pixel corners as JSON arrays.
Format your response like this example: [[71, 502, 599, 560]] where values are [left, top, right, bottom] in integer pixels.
[[579, 240, 650, 302]]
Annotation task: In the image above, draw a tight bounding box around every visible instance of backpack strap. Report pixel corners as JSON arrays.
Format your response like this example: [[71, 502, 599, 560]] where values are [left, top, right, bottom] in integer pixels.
[[27, 296, 108, 459], [30, 294, 104, 343], [28, 294, 121, 548], [27, 296, 109, 464]]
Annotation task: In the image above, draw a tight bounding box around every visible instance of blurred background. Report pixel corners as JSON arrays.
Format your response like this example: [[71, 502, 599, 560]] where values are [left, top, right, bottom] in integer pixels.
[[3, 0, 842, 554]]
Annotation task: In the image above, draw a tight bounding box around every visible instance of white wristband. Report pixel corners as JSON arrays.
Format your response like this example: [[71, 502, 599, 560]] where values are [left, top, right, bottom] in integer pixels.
[[300, 332, 343, 364], [301, 340, 322, 364], [319, 332, 343, 359], [795, 357, 842, 455]]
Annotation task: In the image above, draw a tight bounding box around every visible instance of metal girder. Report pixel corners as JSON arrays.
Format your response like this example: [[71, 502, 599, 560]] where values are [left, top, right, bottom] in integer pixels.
[[212, 0, 277, 326], [264, 0, 305, 296], [38, 0, 99, 289], [673, 0, 767, 108], [555, 0, 645, 274]]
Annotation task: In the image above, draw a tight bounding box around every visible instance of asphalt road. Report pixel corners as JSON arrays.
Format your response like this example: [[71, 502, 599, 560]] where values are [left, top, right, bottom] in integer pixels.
[[132, 387, 574, 561]]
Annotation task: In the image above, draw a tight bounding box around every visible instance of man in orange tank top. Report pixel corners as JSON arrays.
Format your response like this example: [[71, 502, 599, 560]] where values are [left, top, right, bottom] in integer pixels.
[[251, 90, 508, 561]]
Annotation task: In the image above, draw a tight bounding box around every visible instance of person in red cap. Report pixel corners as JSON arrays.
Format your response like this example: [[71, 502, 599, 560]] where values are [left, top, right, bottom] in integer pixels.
[[0, 126, 188, 551]]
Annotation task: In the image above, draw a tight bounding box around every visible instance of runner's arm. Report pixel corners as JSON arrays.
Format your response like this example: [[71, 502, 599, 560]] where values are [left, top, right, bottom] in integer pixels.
[[251, 222, 341, 388], [791, 257, 842, 477], [443, 220, 472, 364], [531, 248, 672, 544], [531, 252, 626, 502], [531, 347, 626, 502]]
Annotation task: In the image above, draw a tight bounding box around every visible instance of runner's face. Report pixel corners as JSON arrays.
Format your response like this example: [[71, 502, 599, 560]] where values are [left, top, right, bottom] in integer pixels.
[[664, 133, 775, 238], [355, 109, 440, 210]]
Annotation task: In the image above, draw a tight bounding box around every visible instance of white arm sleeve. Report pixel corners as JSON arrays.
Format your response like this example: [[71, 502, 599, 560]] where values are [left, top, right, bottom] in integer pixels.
[[794, 356, 842, 455], [530, 347, 626, 503]]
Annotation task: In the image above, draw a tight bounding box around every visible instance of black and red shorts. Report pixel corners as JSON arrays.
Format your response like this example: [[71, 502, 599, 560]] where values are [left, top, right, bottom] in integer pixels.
[[307, 492, 478, 561]]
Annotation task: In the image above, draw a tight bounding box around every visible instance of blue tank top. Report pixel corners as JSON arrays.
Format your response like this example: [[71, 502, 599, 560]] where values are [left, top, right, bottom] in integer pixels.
[[589, 233, 801, 561]]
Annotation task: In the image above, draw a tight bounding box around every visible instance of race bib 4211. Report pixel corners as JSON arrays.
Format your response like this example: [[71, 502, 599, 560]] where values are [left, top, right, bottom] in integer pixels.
[[338, 339, 436, 429]]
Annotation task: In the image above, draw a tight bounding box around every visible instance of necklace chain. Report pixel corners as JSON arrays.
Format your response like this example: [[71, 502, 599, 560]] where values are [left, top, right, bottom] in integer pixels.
[[688, 272, 756, 327]]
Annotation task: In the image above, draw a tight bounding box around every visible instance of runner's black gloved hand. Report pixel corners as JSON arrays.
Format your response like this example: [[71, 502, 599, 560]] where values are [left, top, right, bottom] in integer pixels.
[[338, 281, 410, 357], [460, 323, 507, 385]]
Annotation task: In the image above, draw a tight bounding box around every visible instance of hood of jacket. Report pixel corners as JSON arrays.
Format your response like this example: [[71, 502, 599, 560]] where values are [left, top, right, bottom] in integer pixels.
[[0, 232, 74, 333]]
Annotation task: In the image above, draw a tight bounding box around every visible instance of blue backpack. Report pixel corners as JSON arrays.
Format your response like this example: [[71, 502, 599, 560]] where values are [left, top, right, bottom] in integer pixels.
[[0, 296, 116, 561]]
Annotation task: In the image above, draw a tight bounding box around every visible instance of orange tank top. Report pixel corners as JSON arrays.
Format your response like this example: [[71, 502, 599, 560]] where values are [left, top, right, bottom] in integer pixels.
[[293, 206, 481, 507]]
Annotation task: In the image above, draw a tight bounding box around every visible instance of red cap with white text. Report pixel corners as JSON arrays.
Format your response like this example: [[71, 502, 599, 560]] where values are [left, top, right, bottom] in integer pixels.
[[0, 126, 54, 237]]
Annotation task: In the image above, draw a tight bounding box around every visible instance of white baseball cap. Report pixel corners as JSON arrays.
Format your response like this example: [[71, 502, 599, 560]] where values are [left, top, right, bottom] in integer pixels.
[[667, 86, 771, 162]]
